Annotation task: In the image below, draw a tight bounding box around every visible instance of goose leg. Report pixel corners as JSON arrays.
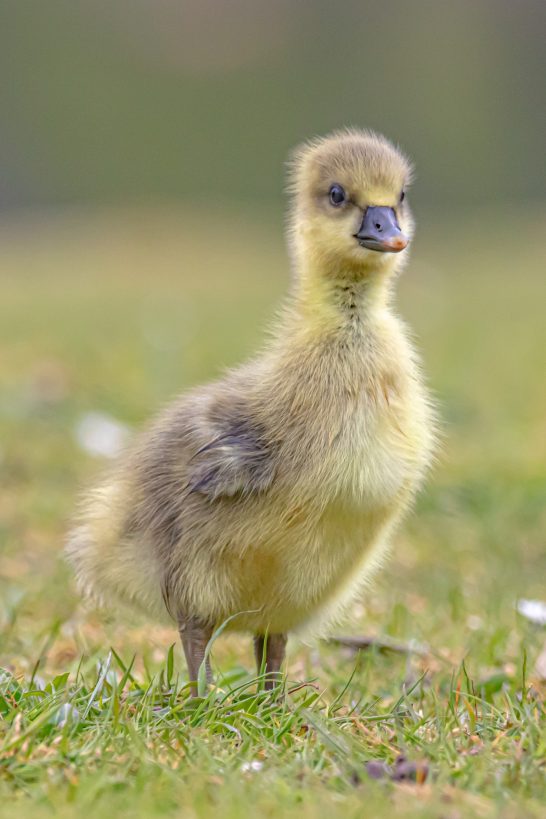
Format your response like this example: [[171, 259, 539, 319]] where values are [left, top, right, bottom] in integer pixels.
[[178, 616, 213, 697], [254, 632, 287, 690]]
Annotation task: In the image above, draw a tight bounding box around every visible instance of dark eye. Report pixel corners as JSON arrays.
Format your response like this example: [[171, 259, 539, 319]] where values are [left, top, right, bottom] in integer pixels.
[[400, 190, 406, 203], [329, 184, 346, 207]]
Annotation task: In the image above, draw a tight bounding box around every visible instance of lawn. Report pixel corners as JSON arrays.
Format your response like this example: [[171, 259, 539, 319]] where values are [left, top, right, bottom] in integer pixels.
[[0, 204, 545, 817]]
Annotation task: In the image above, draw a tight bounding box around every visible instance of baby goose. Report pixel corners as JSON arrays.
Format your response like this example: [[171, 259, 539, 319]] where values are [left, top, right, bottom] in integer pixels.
[[67, 128, 436, 693]]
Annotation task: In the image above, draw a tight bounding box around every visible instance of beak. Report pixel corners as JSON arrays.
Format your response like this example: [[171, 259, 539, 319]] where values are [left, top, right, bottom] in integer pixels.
[[355, 206, 409, 253]]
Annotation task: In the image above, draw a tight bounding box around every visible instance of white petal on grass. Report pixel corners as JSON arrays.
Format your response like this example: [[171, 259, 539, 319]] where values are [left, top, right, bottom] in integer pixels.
[[517, 599, 546, 626], [240, 761, 263, 773], [75, 412, 130, 458]]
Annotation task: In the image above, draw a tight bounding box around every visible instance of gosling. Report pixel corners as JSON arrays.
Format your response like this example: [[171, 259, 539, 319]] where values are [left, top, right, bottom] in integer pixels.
[[67, 129, 436, 694]]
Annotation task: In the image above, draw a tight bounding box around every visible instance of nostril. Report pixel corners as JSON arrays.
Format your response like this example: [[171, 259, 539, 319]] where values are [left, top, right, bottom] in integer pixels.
[[375, 222, 382, 231]]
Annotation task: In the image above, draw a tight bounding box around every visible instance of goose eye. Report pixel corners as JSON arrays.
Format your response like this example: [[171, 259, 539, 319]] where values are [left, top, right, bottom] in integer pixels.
[[329, 184, 346, 207], [400, 190, 406, 203]]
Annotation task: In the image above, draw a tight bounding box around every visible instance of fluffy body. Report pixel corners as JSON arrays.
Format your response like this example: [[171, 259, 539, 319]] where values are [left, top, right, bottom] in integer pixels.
[[67, 128, 436, 643]]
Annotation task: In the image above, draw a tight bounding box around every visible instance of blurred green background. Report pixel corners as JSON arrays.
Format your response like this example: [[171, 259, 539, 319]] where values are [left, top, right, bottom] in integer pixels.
[[1, 0, 546, 657], [1, 0, 545, 211], [1, 0, 545, 651], [0, 0, 544, 656], [0, 2, 545, 814]]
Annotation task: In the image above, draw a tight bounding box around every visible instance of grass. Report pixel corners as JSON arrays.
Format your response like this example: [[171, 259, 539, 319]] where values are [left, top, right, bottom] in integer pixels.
[[0, 203, 545, 817]]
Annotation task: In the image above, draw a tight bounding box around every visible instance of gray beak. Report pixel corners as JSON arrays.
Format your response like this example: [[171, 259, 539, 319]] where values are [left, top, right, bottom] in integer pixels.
[[355, 206, 409, 253]]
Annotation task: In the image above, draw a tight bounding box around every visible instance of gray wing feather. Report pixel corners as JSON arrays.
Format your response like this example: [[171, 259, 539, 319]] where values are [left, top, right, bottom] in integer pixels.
[[187, 418, 276, 500]]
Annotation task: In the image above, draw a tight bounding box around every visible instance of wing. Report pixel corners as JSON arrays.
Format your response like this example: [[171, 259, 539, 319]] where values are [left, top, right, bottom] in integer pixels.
[[187, 416, 276, 500]]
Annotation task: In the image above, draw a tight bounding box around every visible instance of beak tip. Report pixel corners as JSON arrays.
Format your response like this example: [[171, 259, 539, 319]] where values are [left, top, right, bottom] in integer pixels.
[[356, 206, 409, 254], [355, 234, 409, 253], [391, 236, 409, 252]]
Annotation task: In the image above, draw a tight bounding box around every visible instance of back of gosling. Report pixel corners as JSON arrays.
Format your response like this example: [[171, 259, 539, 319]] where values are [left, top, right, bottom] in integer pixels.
[[67, 128, 436, 694]]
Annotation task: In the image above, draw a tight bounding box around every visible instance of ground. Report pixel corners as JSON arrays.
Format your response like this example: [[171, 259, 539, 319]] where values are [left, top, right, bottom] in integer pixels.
[[0, 204, 545, 817]]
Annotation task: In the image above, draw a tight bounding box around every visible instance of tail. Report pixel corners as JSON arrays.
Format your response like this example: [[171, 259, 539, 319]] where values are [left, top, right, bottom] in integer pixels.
[[66, 480, 166, 619], [65, 481, 125, 606]]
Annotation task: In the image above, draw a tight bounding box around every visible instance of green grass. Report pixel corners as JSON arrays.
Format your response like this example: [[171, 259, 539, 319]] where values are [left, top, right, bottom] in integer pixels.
[[0, 204, 545, 817]]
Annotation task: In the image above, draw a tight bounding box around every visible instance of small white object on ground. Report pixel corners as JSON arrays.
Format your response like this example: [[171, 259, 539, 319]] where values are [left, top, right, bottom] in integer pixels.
[[517, 599, 546, 626], [240, 761, 263, 773], [75, 411, 130, 458]]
